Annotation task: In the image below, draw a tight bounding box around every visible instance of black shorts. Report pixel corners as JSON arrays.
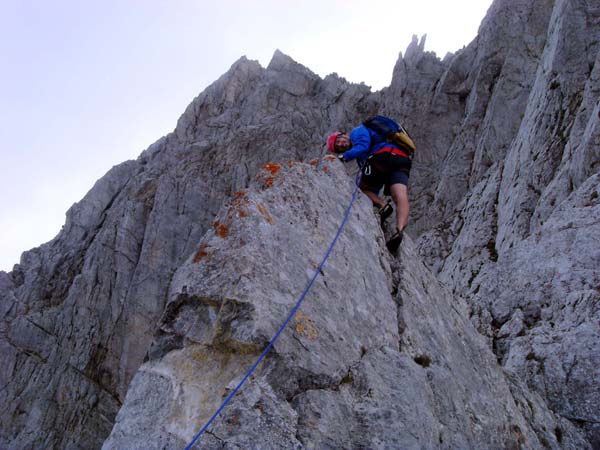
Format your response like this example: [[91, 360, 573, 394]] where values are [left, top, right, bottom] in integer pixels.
[[360, 152, 412, 194]]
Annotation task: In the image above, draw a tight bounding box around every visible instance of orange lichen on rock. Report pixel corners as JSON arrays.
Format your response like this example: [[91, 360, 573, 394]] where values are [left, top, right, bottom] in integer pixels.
[[192, 243, 211, 263], [231, 190, 250, 218], [262, 162, 281, 175], [256, 203, 274, 224], [233, 190, 248, 201], [322, 165, 329, 172], [324, 154, 337, 162], [259, 163, 282, 189], [213, 220, 229, 238], [309, 159, 318, 166], [294, 313, 318, 341], [232, 192, 249, 208]]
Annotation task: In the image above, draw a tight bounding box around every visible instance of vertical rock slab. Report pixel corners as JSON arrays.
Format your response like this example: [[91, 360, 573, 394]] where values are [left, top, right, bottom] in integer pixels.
[[497, 0, 600, 252], [406, 2, 598, 442], [472, 174, 600, 446]]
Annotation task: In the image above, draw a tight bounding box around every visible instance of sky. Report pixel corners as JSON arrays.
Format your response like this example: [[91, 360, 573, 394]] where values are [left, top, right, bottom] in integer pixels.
[[0, 0, 493, 272]]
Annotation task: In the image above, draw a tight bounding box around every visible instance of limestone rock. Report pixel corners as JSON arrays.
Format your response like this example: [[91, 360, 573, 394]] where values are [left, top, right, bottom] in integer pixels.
[[104, 160, 588, 450], [1, 0, 599, 447], [0, 52, 379, 450], [411, 0, 600, 444], [471, 174, 600, 446]]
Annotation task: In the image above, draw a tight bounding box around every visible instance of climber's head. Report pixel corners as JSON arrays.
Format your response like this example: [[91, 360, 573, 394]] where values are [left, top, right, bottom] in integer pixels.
[[327, 132, 351, 153]]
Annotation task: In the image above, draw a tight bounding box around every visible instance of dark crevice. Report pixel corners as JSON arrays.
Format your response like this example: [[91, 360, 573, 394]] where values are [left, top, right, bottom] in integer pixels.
[[68, 363, 122, 407], [7, 343, 48, 364], [205, 430, 230, 449], [25, 318, 55, 338], [284, 348, 370, 406], [388, 257, 406, 351], [491, 316, 509, 363], [486, 238, 499, 262], [285, 371, 340, 403], [563, 416, 600, 426], [414, 354, 432, 368], [554, 426, 563, 443]]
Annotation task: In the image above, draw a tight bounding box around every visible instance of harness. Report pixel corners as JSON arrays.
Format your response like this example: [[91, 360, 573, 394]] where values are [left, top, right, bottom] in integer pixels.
[[363, 146, 411, 178], [373, 146, 410, 159]]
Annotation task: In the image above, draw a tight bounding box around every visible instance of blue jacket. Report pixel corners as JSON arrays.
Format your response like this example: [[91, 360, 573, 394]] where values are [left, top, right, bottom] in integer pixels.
[[341, 125, 399, 166]]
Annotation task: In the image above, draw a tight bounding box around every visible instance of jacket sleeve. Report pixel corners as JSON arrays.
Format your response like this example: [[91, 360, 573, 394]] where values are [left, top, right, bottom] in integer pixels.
[[342, 125, 371, 161]]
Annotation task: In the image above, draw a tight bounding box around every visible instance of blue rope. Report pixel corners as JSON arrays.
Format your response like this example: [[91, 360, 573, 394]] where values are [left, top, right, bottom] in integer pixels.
[[184, 165, 362, 449]]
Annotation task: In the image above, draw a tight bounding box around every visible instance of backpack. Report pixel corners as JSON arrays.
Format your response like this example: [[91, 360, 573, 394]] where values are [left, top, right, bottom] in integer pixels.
[[363, 115, 416, 156]]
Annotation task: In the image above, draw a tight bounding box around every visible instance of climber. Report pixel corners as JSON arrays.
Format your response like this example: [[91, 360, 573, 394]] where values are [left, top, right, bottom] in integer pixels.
[[327, 119, 412, 252]]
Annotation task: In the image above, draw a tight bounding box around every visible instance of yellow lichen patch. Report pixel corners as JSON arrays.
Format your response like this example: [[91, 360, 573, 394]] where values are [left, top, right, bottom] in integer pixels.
[[294, 313, 318, 341], [163, 345, 257, 436], [189, 347, 209, 363], [256, 203, 274, 224], [193, 243, 211, 263]]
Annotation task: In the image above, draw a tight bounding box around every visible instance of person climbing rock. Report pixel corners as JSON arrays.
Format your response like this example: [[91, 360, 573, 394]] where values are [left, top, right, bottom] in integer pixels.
[[327, 116, 414, 252]]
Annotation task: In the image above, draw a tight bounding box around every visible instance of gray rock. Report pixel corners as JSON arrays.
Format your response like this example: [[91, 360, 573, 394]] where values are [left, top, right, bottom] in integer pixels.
[[471, 174, 600, 446], [413, 0, 600, 444], [0, 52, 380, 449], [1, 0, 599, 447], [104, 161, 588, 450]]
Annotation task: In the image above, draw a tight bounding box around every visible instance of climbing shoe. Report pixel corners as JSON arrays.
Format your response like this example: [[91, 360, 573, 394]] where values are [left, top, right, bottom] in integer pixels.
[[386, 228, 403, 253], [378, 201, 393, 227]]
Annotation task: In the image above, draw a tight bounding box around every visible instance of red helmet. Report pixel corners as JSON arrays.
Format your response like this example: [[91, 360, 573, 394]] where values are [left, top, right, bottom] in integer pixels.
[[327, 132, 342, 152]]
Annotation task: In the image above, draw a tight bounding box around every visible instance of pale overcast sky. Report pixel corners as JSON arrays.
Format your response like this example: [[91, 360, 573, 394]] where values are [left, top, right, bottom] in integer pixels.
[[0, 0, 493, 271]]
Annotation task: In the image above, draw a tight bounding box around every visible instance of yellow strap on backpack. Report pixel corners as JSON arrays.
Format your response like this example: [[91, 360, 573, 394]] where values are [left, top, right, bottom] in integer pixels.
[[391, 131, 416, 155]]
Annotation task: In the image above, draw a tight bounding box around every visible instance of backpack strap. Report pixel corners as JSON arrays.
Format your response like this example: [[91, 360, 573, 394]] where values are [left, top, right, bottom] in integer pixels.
[[373, 146, 410, 159]]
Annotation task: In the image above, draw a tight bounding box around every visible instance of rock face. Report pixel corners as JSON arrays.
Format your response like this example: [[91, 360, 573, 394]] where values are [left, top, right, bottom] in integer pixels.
[[399, 0, 600, 445], [0, 52, 377, 450], [102, 160, 587, 450], [1, 0, 599, 448]]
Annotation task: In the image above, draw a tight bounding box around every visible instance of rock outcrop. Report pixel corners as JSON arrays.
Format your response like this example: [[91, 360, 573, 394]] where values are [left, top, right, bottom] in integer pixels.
[[102, 160, 588, 450], [1, 0, 599, 448], [0, 51, 376, 450]]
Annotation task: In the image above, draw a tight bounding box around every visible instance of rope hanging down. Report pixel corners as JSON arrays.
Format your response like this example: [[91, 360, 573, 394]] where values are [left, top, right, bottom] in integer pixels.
[[184, 166, 362, 449]]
